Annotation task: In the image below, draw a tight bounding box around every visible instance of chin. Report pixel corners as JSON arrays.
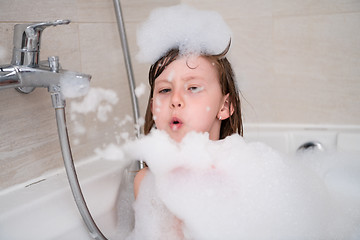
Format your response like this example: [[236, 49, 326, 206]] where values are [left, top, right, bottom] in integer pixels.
[[168, 132, 185, 143]]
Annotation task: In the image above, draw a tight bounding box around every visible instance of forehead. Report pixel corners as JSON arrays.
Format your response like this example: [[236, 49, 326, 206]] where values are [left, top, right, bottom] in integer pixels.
[[155, 55, 219, 82]]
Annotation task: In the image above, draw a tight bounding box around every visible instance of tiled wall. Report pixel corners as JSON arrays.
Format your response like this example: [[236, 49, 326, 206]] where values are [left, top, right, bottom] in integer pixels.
[[0, 0, 359, 189]]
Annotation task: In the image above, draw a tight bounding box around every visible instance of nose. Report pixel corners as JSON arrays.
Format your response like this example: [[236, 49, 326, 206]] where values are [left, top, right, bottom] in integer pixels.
[[170, 91, 184, 109]]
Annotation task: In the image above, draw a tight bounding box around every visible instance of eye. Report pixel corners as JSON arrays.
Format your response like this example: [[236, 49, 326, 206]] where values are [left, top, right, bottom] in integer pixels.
[[159, 88, 171, 94], [188, 86, 204, 93]]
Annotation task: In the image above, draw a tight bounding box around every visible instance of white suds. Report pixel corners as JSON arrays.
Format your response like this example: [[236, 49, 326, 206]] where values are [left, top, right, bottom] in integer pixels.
[[135, 83, 146, 98], [94, 143, 124, 161], [121, 130, 360, 240], [60, 73, 90, 99], [70, 88, 119, 122], [167, 70, 175, 82], [155, 97, 162, 107], [136, 4, 232, 63]]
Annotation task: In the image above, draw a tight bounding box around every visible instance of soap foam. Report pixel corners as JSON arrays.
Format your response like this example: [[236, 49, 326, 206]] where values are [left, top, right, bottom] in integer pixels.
[[136, 4, 232, 63], [70, 87, 118, 122], [135, 83, 146, 98], [60, 73, 90, 99], [120, 130, 360, 240]]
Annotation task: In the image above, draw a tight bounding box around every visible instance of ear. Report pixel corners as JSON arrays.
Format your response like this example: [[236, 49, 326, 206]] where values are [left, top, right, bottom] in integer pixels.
[[217, 94, 234, 120]]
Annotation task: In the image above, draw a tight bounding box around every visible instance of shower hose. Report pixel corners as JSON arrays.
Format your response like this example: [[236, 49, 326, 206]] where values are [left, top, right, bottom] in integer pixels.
[[55, 105, 107, 240], [52, 1, 142, 239]]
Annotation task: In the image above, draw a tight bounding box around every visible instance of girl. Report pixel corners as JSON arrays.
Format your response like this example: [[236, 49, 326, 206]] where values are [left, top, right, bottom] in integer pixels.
[[134, 44, 243, 197]]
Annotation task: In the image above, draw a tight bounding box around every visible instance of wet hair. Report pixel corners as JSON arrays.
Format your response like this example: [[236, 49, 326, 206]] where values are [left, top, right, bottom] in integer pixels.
[[144, 42, 243, 139]]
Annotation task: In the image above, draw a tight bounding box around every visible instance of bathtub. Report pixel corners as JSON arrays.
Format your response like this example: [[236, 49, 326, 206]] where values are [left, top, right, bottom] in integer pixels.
[[0, 124, 359, 239], [243, 124, 360, 155], [0, 157, 124, 240]]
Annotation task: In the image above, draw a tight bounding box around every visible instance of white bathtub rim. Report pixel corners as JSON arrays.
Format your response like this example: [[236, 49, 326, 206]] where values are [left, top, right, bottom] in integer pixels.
[[0, 155, 125, 219], [243, 123, 360, 131]]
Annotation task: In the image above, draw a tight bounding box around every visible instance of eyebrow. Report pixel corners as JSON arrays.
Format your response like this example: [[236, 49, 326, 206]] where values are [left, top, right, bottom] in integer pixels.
[[154, 78, 172, 85], [155, 75, 206, 85], [183, 75, 207, 82]]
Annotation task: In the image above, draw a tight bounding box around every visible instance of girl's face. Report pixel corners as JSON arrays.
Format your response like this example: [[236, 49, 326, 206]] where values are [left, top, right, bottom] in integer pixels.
[[152, 56, 229, 142]]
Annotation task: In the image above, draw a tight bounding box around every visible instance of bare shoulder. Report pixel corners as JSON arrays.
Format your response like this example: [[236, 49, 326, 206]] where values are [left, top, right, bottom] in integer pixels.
[[134, 167, 148, 199]]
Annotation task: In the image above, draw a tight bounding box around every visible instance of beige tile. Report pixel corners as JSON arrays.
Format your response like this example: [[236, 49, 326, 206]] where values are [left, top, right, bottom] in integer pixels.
[[0, 24, 14, 64], [272, 13, 360, 124], [127, 38, 151, 115], [64, 22, 140, 158], [78, 23, 126, 87], [274, 13, 360, 79], [181, 0, 272, 18], [76, 0, 116, 23], [227, 17, 274, 85], [41, 23, 82, 70], [0, 88, 63, 189], [122, 0, 181, 22], [264, 73, 360, 124], [224, 17, 274, 124], [273, 0, 360, 16], [76, 0, 181, 23], [0, 0, 78, 22]]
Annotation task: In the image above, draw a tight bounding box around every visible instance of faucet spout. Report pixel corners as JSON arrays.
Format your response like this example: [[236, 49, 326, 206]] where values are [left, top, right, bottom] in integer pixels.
[[17, 65, 91, 89], [0, 63, 91, 93], [0, 65, 22, 89]]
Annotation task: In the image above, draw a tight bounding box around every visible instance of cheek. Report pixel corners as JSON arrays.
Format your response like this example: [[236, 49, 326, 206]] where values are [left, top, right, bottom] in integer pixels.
[[152, 97, 163, 114], [154, 97, 162, 107]]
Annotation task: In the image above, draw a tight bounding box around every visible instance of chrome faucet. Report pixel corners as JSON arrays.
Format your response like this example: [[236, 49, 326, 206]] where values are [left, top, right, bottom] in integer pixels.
[[0, 20, 91, 102]]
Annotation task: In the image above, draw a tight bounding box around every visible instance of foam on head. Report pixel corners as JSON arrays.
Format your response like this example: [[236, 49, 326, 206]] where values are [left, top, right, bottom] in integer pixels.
[[136, 4, 232, 64]]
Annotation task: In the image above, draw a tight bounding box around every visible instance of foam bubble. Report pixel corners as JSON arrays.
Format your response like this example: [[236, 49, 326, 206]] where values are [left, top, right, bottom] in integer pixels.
[[70, 87, 118, 121], [94, 143, 124, 161], [60, 73, 90, 99], [135, 83, 146, 98], [136, 4, 232, 63], [167, 70, 175, 82], [122, 130, 360, 239], [154, 97, 161, 107], [117, 115, 133, 127]]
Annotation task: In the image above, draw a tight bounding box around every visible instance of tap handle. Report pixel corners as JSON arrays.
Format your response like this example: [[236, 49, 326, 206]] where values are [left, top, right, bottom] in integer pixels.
[[26, 19, 71, 32], [12, 20, 71, 66], [13, 20, 71, 48]]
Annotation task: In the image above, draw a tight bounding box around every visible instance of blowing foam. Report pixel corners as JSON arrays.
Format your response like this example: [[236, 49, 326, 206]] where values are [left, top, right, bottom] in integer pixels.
[[70, 87, 118, 122], [120, 130, 360, 240], [136, 4, 232, 63]]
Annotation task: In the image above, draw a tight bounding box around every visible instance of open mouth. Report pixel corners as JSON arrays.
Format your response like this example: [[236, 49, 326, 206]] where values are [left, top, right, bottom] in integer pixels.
[[170, 117, 183, 130]]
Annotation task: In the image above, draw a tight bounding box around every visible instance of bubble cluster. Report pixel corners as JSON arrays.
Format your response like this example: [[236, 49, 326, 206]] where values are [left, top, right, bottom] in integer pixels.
[[120, 130, 360, 240], [136, 4, 232, 64]]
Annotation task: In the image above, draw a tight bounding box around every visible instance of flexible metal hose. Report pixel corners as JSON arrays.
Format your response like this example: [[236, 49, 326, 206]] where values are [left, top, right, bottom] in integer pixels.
[[52, 2, 143, 239], [55, 107, 107, 240]]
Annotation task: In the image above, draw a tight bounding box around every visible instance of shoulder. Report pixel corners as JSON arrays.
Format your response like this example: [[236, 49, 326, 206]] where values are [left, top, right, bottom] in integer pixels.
[[134, 167, 148, 199]]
